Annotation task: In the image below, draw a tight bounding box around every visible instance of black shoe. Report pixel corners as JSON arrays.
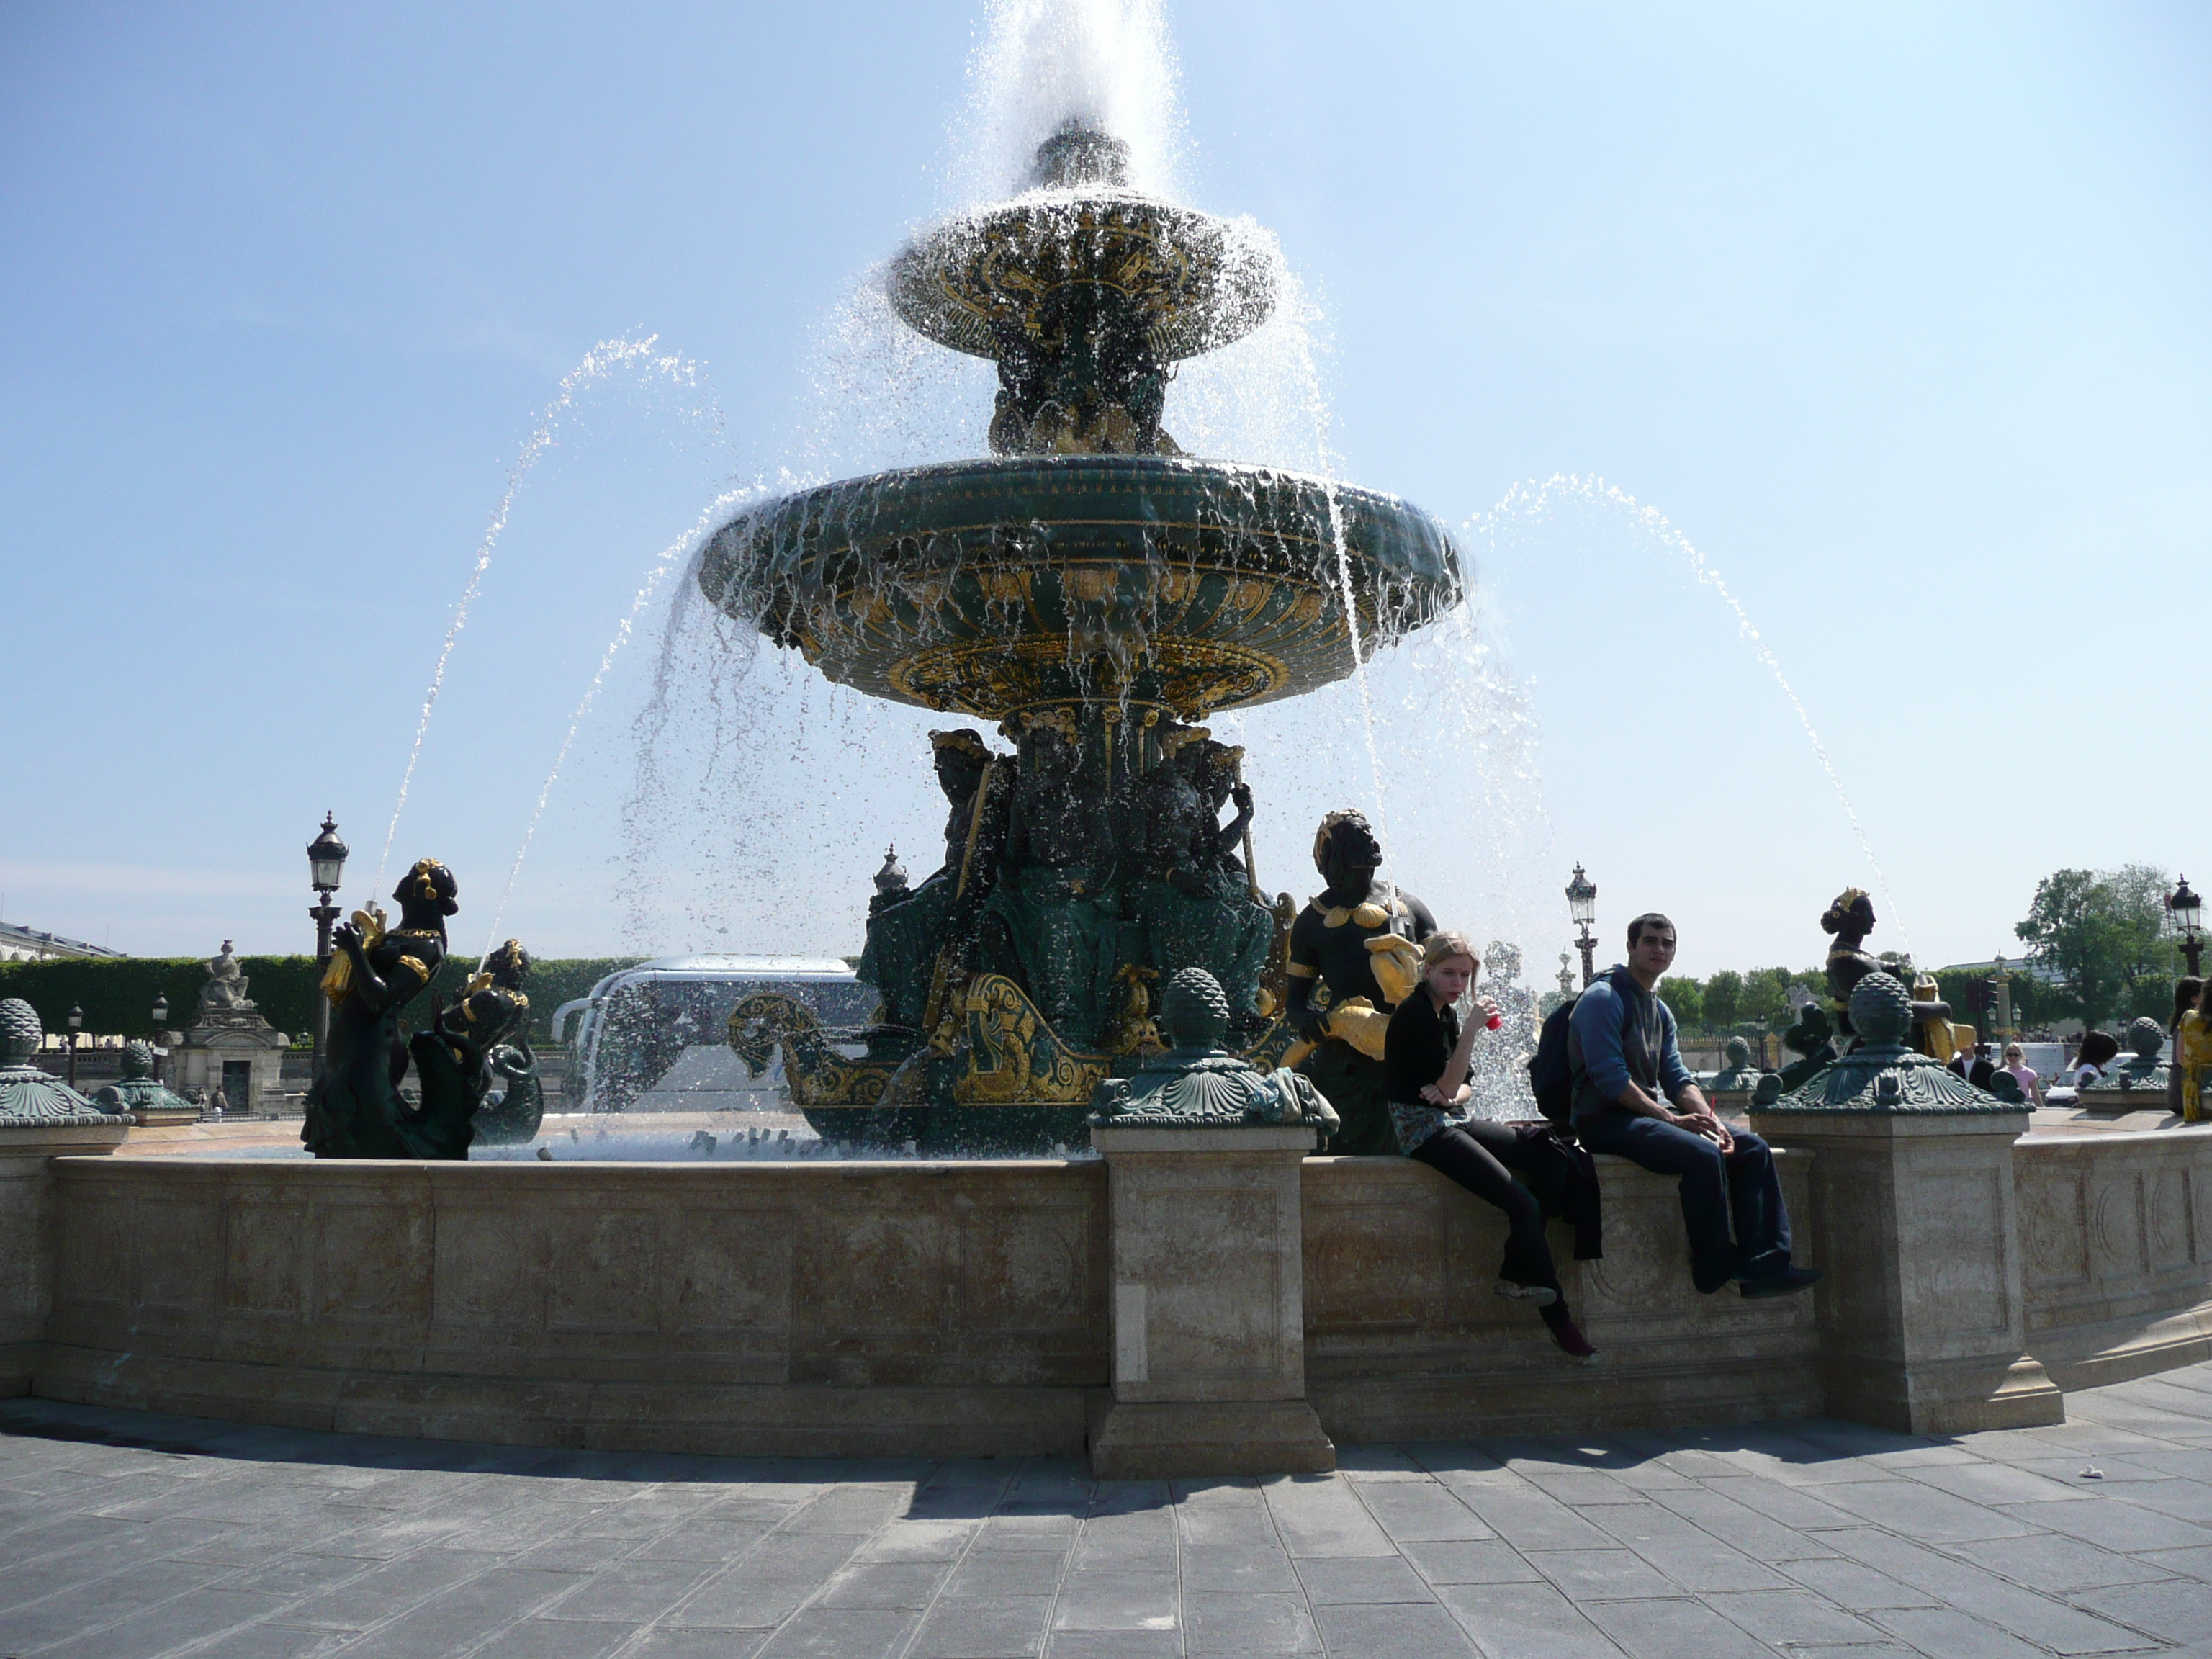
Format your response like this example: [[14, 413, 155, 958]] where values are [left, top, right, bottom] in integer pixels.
[[1740, 1266, 1822, 1299]]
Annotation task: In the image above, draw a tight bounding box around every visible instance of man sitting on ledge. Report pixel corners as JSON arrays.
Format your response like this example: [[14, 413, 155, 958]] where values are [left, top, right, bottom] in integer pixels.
[[1569, 911, 1822, 1300]]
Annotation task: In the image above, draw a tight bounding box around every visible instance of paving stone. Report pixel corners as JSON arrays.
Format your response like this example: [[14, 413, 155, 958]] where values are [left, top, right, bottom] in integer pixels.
[[2006, 1496, 2212, 1553], [472, 1618, 640, 1658], [1906, 1459, 2103, 1506], [632, 1516, 778, 1560], [1694, 1473, 1866, 1528], [944, 1549, 1069, 1599], [510, 1534, 649, 1570], [1397, 1537, 1545, 1585], [908, 1594, 1053, 1658], [667, 1532, 864, 1628], [1950, 1529, 2177, 1590], [0, 1558, 238, 1650], [1643, 1483, 1840, 1560], [1527, 1548, 1680, 1599], [222, 1554, 376, 1599], [1177, 1541, 1300, 1593], [1432, 1580, 1628, 1657], [1823, 1528, 2157, 1653], [973, 1515, 1082, 1551], [1447, 1480, 1619, 1552], [1040, 1632, 1181, 1658], [1259, 1473, 1396, 1557], [324, 1568, 588, 1658], [1353, 1480, 1493, 1542], [1699, 1588, 1888, 1645], [1604, 1528, 1795, 1593], [1312, 1599, 1481, 1657], [857, 1519, 976, 1560], [753, 1604, 922, 1657], [266, 1547, 507, 1629], [542, 1559, 719, 1622], [2069, 1577, 2212, 1645], [1869, 1606, 2054, 1657], [1399, 1439, 1506, 1480], [190, 1623, 360, 1658], [624, 1630, 768, 1658], [1071, 1506, 1176, 1571], [29, 1587, 287, 1659], [786, 1485, 906, 1534], [2140, 1543, 2212, 1580], [1291, 1554, 1433, 1604], [1183, 1591, 1321, 1653], [1580, 1595, 1782, 1658], [2112, 1480, 2212, 1527], [1805, 1478, 2033, 1542], [817, 1557, 952, 1607], [1051, 1570, 1177, 1632], [0, 1518, 217, 1611], [1777, 1556, 1943, 1609]]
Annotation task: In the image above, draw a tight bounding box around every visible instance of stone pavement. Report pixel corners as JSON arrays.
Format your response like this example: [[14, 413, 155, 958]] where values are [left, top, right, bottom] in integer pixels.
[[4, 1367, 2212, 1659]]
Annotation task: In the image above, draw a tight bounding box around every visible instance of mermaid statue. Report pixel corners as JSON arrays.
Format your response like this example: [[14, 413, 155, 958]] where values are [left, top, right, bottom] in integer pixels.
[[1819, 888, 1955, 1058], [301, 857, 479, 1160], [464, 938, 542, 1145]]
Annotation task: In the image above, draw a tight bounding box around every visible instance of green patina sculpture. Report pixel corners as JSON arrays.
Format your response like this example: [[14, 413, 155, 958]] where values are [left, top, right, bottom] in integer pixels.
[[1766, 973, 2019, 1116], [302, 858, 480, 1160], [0, 999, 114, 1128], [2080, 1017, 2170, 1099], [465, 938, 543, 1145], [1090, 968, 1339, 1130], [89, 1040, 196, 1120], [1704, 1035, 1764, 1094]]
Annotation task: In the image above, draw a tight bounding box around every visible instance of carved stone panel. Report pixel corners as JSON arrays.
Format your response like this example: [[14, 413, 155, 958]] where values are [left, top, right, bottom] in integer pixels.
[[548, 1208, 660, 1335], [667, 1206, 795, 1334], [1899, 1166, 2011, 1344], [2090, 1173, 2147, 1282], [222, 1192, 307, 1317]]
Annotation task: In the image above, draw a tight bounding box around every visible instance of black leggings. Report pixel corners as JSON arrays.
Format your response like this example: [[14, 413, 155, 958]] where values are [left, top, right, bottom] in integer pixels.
[[1410, 1120, 1571, 1325]]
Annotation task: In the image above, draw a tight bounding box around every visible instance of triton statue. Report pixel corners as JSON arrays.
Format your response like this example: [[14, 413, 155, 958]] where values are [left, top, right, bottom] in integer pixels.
[[465, 938, 542, 1145], [302, 857, 477, 1160], [1284, 809, 1436, 1154], [1090, 968, 1337, 1131]]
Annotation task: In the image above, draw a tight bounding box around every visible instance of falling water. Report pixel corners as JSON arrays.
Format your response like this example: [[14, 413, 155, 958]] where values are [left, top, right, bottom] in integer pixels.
[[479, 485, 763, 960], [1475, 473, 1907, 952], [371, 335, 711, 901]]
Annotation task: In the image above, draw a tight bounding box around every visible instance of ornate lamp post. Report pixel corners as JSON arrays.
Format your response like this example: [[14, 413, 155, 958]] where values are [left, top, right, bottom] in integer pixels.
[[1566, 863, 1599, 989], [2166, 876, 2205, 978], [1992, 954, 2014, 1039], [150, 992, 169, 1083], [65, 1004, 82, 1089], [307, 812, 349, 1082]]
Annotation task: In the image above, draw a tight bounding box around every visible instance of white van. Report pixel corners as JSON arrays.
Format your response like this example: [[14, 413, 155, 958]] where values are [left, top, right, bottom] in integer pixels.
[[552, 956, 873, 1113]]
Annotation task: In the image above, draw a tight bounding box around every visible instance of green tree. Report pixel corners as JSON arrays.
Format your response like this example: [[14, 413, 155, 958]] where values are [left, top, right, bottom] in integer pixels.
[[2014, 865, 2168, 1029], [1658, 975, 1705, 1030], [1704, 969, 1744, 1030]]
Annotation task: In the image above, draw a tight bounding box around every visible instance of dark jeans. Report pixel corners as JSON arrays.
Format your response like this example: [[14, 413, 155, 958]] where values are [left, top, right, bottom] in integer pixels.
[[1574, 1110, 1792, 1292], [1411, 1120, 1571, 1323]]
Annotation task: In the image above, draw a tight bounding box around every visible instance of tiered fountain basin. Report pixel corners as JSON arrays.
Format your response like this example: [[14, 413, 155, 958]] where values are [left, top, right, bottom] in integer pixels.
[[698, 454, 1461, 722]]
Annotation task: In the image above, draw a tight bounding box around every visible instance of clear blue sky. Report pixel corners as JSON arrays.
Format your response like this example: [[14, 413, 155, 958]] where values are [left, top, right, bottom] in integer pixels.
[[3, 1, 2205, 980]]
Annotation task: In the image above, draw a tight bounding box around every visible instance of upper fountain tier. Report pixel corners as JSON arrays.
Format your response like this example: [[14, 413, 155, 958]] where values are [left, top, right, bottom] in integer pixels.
[[889, 122, 1277, 458], [699, 122, 1462, 726]]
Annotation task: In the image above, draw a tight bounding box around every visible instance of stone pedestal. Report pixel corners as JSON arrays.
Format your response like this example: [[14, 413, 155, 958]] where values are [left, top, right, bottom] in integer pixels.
[[1087, 1122, 1334, 1478], [1753, 1105, 2060, 1435]]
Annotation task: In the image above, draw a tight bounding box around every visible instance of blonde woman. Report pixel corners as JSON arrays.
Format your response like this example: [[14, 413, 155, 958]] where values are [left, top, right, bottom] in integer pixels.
[[1384, 930, 1599, 1364], [1999, 1043, 2044, 1109]]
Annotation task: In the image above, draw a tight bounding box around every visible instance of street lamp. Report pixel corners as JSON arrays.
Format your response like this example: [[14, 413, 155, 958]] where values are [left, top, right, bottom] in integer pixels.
[[65, 1004, 82, 1090], [307, 812, 349, 1082], [2166, 876, 2205, 979], [150, 992, 169, 1083], [1565, 863, 1599, 989]]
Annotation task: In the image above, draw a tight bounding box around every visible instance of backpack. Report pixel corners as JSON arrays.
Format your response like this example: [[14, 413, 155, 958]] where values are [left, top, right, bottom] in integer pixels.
[[1527, 992, 1583, 1126]]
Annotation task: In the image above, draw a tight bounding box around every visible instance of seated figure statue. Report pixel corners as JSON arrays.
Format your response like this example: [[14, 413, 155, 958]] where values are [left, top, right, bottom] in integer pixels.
[[1282, 809, 1436, 1155], [859, 729, 1008, 1032], [1820, 888, 1953, 1056], [981, 711, 1119, 1049], [1092, 968, 1338, 1130], [1124, 729, 1275, 1032], [1704, 1034, 1763, 1094]]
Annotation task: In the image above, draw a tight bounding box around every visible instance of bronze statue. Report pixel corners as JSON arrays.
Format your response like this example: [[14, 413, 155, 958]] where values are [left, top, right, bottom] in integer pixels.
[[302, 858, 477, 1160], [464, 938, 542, 1145], [1125, 730, 1274, 1033], [1090, 968, 1337, 1130], [858, 729, 1009, 1033], [1819, 888, 1953, 1058], [981, 712, 1119, 1048], [1284, 809, 1436, 1154]]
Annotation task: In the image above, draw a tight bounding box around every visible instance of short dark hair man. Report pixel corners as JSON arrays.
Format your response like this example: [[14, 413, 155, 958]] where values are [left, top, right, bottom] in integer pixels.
[[1948, 1041, 1997, 1089], [1568, 913, 1820, 1298]]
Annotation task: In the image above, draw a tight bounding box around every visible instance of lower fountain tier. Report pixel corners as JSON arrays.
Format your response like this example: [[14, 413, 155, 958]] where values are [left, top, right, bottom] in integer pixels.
[[697, 454, 1461, 721]]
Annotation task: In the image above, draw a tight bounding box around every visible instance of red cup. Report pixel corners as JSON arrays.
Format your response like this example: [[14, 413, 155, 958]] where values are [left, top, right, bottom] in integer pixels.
[[1485, 1012, 1503, 1031]]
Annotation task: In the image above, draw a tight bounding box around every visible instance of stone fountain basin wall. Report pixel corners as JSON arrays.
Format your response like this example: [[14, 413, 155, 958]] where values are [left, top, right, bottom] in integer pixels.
[[7, 1132, 2211, 1457], [2014, 1125, 2212, 1389]]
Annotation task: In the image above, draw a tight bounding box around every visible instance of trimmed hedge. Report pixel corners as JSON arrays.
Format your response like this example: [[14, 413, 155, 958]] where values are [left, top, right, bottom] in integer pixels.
[[0, 956, 644, 1047]]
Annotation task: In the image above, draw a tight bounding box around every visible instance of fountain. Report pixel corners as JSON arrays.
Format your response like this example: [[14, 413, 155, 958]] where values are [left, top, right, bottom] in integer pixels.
[[700, 119, 1461, 1149]]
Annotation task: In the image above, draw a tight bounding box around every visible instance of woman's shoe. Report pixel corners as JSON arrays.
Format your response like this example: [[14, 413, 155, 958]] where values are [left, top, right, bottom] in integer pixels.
[[1547, 1316, 1600, 1365], [1494, 1278, 1557, 1307]]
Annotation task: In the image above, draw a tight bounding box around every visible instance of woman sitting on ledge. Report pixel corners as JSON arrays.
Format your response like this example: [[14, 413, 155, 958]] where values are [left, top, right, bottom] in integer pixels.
[[1385, 930, 1599, 1365]]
